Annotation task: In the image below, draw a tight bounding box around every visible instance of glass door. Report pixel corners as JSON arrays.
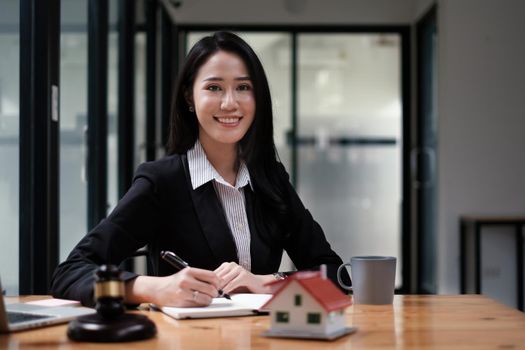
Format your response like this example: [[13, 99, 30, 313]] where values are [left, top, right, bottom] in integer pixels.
[[297, 33, 403, 287], [0, 0, 20, 294], [59, 0, 88, 261]]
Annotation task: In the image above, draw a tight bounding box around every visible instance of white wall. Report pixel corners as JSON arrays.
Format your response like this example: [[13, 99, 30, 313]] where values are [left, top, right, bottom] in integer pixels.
[[436, 0, 525, 294], [165, 0, 416, 25]]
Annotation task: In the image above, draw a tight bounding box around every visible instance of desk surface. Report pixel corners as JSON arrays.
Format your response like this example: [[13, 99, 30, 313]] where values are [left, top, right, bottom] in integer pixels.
[[2, 295, 525, 349]]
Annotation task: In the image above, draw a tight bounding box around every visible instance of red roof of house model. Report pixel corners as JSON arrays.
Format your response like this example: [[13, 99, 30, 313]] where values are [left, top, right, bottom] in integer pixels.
[[262, 271, 352, 312]]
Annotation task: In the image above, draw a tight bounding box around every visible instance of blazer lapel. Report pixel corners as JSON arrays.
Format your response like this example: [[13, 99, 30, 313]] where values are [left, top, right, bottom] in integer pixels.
[[244, 187, 273, 273], [181, 154, 238, 266]]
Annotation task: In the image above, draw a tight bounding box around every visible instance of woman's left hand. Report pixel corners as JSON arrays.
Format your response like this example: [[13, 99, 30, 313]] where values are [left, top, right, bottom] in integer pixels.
[[214, 262, 274, 294]]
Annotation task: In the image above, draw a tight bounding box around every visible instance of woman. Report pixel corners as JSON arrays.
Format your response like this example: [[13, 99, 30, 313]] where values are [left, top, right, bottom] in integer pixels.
[[51, 31, 351, 308]]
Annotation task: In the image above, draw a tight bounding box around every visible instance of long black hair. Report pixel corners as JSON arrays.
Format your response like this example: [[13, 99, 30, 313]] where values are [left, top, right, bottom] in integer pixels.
[[167, 31, 289, 241]]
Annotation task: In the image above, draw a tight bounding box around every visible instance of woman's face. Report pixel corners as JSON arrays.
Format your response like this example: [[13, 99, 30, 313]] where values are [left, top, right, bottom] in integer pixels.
[[191, 50, 255, 149]]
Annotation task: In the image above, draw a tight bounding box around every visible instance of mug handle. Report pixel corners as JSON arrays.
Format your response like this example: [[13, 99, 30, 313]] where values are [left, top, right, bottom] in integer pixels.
[[337, 262, 353, 291]]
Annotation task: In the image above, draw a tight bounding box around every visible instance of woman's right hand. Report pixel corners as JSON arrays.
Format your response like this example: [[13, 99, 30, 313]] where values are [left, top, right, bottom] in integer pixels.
[[126, 267, 221, 307]]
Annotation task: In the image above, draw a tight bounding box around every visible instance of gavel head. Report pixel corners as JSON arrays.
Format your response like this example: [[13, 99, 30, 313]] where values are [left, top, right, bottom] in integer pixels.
[[94, 264, 125, 319], [68, 264, 157, 342]]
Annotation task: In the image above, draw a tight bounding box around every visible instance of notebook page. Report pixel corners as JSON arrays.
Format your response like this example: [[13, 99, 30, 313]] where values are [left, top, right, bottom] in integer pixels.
[[159, 293, 272, 318]]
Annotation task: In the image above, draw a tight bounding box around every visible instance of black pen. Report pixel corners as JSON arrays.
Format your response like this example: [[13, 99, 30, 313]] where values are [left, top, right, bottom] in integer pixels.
[[160, 250, 231, 300]]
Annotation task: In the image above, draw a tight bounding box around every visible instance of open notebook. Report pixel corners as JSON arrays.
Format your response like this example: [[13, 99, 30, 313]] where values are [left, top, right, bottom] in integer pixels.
[[157, 293, 272, 319]]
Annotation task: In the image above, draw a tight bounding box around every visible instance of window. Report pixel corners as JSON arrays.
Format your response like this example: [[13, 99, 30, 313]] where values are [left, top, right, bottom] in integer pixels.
[[107, 0, 119, 213], [307, 312, 321, 324], [297, 34, 403, 288], [0, 0, 20, 294], [276, 311, 290, 323], [294, 294, 302, 306], [59, 0, 88, 261]]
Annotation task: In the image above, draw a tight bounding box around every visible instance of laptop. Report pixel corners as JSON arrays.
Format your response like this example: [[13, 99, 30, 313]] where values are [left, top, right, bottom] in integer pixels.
[[0, 279, 95, 332]]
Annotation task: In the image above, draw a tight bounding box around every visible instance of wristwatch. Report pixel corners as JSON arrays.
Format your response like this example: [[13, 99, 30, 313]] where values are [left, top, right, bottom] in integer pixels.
[[272, 272, 287, 280]]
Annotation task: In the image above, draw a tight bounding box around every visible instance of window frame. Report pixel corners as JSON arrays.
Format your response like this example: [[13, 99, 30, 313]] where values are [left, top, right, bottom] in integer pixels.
[[294, 294, 302, 306], [275, 311, 290, 323], [307, 312, 321, 324], [19, 0, 60, 294]]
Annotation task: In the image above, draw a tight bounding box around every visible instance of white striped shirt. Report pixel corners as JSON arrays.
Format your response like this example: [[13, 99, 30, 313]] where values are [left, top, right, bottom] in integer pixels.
[[187, 141, 253, 271]]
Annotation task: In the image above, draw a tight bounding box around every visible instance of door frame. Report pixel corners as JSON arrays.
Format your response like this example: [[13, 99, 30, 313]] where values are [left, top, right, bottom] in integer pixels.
[[415, 5, 438, 294]]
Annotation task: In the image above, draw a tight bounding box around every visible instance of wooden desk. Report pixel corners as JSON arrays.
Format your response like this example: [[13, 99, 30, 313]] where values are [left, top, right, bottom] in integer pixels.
[[2, 295, 525, 349]]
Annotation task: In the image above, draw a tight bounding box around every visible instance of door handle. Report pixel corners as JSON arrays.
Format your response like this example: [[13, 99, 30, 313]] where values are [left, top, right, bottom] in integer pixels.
[[411, 147, 435, 189]]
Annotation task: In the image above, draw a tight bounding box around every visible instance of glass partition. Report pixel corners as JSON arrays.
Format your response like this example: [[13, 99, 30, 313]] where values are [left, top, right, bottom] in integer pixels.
[[297, 33, 402, 286], [59, 0, 88, 261], [0, 0, 20, 294], [135, 32, 146, 168], [107, 1, 119, 213]]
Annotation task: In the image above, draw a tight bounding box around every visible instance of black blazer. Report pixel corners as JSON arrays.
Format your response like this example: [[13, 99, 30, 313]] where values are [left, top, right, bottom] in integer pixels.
[[51, 153, 351, 306]]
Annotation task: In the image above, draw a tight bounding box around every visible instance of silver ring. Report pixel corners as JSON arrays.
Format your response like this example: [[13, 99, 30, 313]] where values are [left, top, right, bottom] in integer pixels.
[[192, 290, 199, 301]]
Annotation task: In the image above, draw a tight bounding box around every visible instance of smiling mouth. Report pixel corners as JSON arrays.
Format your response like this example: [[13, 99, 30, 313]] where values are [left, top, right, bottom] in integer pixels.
[[214, 116, 242, 125]]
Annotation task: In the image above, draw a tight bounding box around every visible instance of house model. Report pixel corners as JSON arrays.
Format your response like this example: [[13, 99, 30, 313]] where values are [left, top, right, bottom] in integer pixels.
[[261, 268, 356, 340]]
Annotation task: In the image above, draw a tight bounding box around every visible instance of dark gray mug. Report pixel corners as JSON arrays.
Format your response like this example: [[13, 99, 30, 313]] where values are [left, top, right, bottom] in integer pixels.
[[337, 256, 396, 305]]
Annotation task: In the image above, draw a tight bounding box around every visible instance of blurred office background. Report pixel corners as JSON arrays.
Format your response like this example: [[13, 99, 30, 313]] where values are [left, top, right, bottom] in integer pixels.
[[1, 0, 524, 311]]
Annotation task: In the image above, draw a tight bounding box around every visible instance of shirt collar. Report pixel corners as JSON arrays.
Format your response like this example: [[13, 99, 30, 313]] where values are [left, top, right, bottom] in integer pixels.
[[187, 140, 253, 191]]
